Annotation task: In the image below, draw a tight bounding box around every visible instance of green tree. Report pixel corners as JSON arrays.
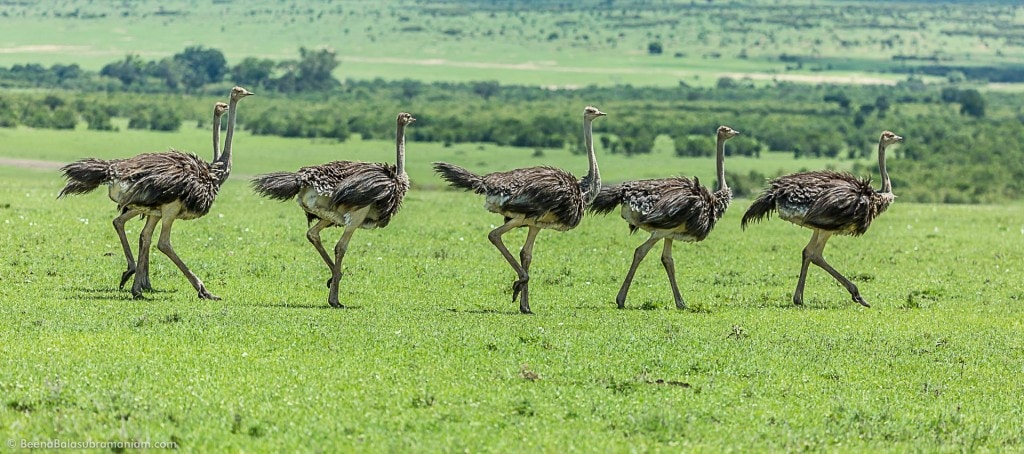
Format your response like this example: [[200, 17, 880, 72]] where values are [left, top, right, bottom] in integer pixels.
[[100, 54, 146, 86], [231, 57, 275, 88], [173, 46, 227, 90], [958, 89, 985, 118]]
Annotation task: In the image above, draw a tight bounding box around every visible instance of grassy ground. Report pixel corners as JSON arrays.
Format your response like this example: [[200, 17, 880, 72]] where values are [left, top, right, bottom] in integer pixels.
[[1, 148, 1022, 449]]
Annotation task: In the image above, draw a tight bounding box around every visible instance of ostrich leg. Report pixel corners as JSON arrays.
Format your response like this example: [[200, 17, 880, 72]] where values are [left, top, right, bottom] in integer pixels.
[[486, 218, 531, 314], [327, 206, 370, 308], [305, 218, 338, 288], [132, 215, 161, 299], [515, 226, 541, 312], [805, 231, 870, 307], [660, 238, 686, 309], [154, 208, 220, 300], [615, 233, 662, 308], [113, 208, 150, 290]]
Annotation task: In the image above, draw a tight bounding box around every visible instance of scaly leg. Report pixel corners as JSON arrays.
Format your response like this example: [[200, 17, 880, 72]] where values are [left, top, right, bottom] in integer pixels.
[[514, 226, 541, 313], [113, 208, 146, 289], [615, 233, 662, 309], [327, 206, 370, 308], [132, 215, 161, 299], [793, 230, 820, 306], [305, 218, 337, 288], [660, 238, 686, 309], [487, 217, 530, 313], [154, 207, 219, 300], [805, 231, 869, 307]]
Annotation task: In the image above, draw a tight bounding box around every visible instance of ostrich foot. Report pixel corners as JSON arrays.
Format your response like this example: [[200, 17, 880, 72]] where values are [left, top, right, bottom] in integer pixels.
[[119, 269, 135, 289], [327, 298, 345, 309], [674, 298, 687, 310], [615, 293, 627, 309], [511, 278, 528, 302], [519, 299, 532, 315], [792, 294, 804, 306], [198, 287, 220, 301], [852, 294, 870, 308]]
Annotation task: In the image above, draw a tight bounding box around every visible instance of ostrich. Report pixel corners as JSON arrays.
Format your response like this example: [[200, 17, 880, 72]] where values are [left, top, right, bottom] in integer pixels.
[[433, 106, 607, 314], [211, 101, 229, 161], [58, 86, 254, 299], [590, 125, 740, 309], [250, 112, 416, 308], [740, 130, 903, 307]]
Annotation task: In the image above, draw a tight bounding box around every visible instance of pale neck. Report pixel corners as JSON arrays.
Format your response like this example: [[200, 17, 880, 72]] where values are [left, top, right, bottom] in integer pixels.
[[582, 117, 601, 201], [217, 98, 240, 176], [878, 140, 891, 194], [212, 115, 222, 162], [395, 122, 407, 176], [716, 134, 728, 191]]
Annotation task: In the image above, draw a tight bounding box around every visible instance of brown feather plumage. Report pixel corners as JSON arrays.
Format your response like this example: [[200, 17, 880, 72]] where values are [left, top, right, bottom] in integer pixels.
[[742, 170, 891, 236]]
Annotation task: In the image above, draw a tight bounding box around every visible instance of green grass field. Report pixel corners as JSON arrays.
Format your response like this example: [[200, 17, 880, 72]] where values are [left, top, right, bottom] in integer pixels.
[[1, 129, 1022, 449], [0, 0, 1019, 88]]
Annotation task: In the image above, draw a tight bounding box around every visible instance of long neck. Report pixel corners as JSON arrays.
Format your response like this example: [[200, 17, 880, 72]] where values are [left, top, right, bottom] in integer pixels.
[[212, 114, 222, 162], [878, 140, 891, 194], [581, 117, 601, 203], [715, 135, 727, 191], [395, 122, 407, 176], [217, 99, 240, 177]]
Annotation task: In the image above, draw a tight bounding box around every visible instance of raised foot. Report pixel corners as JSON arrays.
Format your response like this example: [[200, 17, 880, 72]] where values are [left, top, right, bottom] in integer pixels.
[[119, 269, 135, 289], [511, 278, 528, 302], [852, 294, 871, 308]]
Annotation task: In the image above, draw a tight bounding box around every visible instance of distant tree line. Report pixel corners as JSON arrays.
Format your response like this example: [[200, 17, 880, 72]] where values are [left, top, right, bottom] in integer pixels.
[[0, 48, 1020, 202]]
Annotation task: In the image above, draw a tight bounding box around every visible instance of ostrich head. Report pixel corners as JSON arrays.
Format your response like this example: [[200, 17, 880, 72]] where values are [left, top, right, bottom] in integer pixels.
[[880, 130, 903, 146], [230, 86, 255, 101], [717, 125, 740, 140], [397, 112, 416, 126], [213, 102, 228, 117], [584, 105, 606, 120]]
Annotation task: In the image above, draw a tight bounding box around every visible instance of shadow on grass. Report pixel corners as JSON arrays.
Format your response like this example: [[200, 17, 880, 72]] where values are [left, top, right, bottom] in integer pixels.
[[251, 301, 359, 310], [445, 307, 521, 315], [66, 286, 175, 300]]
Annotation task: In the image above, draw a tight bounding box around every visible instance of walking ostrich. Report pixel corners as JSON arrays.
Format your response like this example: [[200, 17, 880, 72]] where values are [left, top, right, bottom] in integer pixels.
[[433, 106, 607, 314], [741, 131, 903, 307], [591, 125, 740, 309], [58, 86, 254, 299], [250, 112, 416, 308]]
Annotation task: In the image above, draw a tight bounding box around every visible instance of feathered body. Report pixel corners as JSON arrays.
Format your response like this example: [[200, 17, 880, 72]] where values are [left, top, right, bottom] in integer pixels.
[[432, 106, 606, 314], [57, 87, 253, 300], [250, 112, 416, 308], [60, 152, 222, 219], [591, 176, 731, 242], [433, 163, 586, 231], [590, 125, 739, 309], [741, 170, 892, 236], [740, 130, 903, 307], [252, 160, 408, 230]]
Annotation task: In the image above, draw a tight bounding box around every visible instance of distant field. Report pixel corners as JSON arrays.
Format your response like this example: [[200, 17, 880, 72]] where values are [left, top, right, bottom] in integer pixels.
[[1, 160, 1022, 450], [0, 0, 1020, 87]]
